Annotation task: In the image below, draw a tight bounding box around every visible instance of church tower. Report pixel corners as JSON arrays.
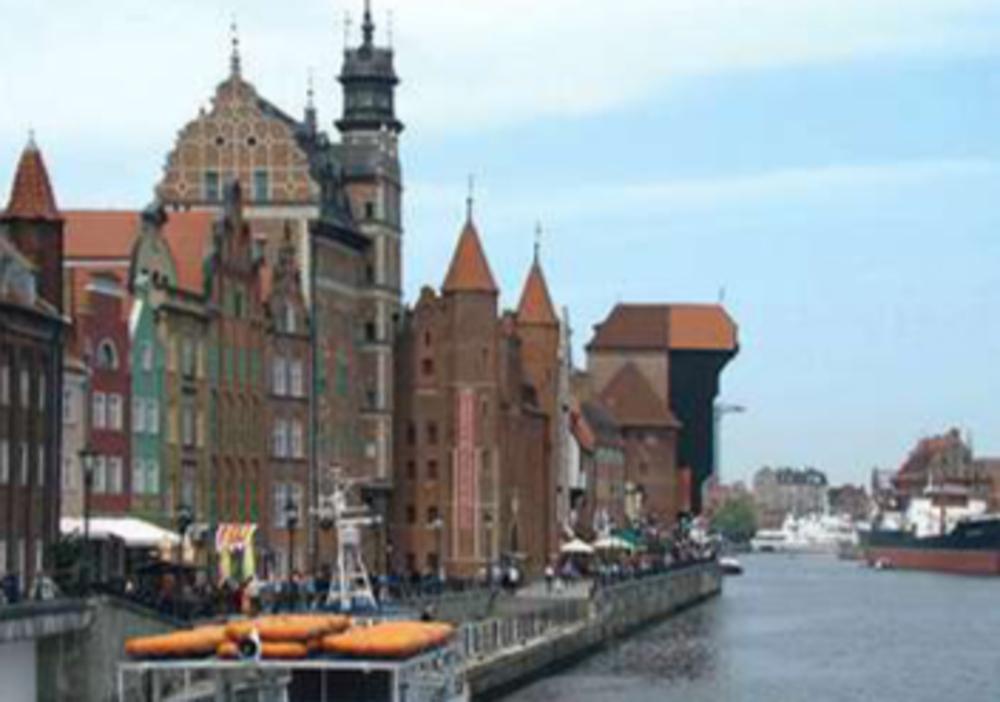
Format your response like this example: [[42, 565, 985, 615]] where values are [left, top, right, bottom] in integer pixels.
[[337, 0, 405, 492]]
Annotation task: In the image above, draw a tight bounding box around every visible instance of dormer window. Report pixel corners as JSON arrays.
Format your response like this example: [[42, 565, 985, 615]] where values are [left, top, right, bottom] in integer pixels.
[[204, 171, 220, 201]]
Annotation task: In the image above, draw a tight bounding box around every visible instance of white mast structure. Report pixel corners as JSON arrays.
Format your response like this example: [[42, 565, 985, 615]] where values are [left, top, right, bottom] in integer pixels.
[[315, 469, 380, 611]]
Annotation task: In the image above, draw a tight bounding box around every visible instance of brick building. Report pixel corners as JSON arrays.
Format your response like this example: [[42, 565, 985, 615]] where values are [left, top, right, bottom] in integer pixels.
[[752, 467, 828, 528], [587, 304, 738, 514], [0, 139, 67, 589], [392, 213, 553, 579]]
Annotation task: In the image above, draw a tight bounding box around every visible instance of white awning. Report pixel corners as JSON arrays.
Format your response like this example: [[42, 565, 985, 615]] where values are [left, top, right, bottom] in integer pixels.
[[560, 538, 595, 555], [61, 517, 180, 549]]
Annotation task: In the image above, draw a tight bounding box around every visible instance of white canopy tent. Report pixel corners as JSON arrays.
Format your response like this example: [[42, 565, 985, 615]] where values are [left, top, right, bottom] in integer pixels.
[[61, 517, 180, 549], [560, 538, 595, 555], [593, 535, 636, 552]]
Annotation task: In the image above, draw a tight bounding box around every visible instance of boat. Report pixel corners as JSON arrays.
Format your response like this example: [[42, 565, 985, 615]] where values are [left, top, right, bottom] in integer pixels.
[[750, 513, 857, 554], [719, 557, 743, 575], [862, 483, 1000, 575]]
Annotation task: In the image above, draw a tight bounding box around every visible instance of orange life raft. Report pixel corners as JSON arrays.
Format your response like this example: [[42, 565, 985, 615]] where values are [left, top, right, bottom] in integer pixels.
[[322, 621, 454, 659], [125, 625, 229, 660], [224, 614, 351, 643]]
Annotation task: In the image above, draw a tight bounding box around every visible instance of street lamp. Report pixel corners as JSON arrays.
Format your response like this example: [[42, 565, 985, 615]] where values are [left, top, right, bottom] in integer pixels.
[[284, 496, 299, 580], [78, 444, 97, 591], [429, 516, 445, 583], [175, 503, 193, 565]]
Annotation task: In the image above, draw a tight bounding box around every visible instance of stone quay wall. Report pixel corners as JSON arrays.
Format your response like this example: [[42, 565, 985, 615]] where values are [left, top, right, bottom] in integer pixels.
[[465, 562, 722, 700]]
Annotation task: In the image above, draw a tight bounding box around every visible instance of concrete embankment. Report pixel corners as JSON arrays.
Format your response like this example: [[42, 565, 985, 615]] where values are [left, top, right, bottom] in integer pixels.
[[466, 562, 722, 700]]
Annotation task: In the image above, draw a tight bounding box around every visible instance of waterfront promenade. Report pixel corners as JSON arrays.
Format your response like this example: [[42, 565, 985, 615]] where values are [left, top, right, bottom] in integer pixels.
[[505, 554, 1000, 702]]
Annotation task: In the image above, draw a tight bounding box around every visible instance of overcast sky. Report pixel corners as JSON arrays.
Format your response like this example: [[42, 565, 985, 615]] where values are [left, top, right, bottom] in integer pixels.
[[2, 0, 999, 485]]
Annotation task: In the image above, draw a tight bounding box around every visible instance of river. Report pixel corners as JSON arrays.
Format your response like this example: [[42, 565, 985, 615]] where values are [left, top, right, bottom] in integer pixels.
[[502, 554, 1000, 702]]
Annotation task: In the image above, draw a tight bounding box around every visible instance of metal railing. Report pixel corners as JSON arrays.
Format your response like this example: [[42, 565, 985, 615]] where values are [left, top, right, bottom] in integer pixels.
[[459, 599, 586, 662]]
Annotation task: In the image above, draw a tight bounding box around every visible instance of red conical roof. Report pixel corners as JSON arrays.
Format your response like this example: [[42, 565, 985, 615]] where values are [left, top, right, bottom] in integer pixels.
[[442, 219, 498, 294], [517, 258, 557, 325], [4, 137, 60, 222]]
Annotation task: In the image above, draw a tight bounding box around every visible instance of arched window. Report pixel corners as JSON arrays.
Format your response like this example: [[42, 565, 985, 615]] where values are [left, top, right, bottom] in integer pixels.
[[96, 340, 118, 370]]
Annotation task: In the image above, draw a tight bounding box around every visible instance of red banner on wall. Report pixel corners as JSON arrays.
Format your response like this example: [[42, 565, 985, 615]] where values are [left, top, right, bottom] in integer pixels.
[[455, 388, 477, 531]]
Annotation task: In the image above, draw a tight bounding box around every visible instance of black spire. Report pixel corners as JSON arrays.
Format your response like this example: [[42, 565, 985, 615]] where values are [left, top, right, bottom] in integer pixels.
[[362, 0, 375, 48]]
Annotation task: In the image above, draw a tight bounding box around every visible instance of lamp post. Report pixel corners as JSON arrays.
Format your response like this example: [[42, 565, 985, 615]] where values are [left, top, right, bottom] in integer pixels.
[[429, 517, 445, 584], [284, 496, 299, 580], [78, 444, 97, 591], [175, 503, 193, 565]]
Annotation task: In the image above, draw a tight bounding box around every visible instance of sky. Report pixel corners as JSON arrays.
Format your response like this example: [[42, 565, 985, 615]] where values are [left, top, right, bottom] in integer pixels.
[[1, 0, 999, 485]]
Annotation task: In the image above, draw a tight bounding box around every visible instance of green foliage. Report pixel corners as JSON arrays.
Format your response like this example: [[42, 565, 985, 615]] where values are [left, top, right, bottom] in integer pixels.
[[711, 496, 759, 544]]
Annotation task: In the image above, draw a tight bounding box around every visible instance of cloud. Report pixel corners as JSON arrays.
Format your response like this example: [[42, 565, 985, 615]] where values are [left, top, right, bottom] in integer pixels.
[[2, 0, 1000, 148]]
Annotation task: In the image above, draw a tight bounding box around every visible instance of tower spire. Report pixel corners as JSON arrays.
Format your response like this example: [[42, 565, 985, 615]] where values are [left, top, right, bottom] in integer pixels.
[[362, 0, 375, 47], [229, 16, 241, 77], [534, 221, 542, 264], [466, 175, 475, 222]]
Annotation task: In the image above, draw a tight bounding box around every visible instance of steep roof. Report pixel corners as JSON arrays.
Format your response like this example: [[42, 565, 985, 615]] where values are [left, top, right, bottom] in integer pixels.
[[3, 139, 60, 222], [160, 211, 217, 295], [599, 362, 681, 429], [588, 303, 737, 353], [517, 258, 558, 325], [442, 219, 498, 294]]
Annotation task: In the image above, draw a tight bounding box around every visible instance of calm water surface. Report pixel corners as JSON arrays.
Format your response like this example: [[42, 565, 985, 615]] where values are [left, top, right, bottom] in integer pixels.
[[503, 554, 1000, 702]]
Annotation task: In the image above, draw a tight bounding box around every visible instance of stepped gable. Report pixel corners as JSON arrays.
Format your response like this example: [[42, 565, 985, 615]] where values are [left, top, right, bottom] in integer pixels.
[[442, 218, 498, 294], [589, 303, 737, 352], [3, 138, 60, 222], [599, 362, 681, 429], [517, 258, 557, 325]]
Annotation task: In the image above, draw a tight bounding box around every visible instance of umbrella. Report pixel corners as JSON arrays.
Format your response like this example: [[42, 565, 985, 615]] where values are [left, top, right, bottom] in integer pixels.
[[560, 538, 595, 555], [593, 536, 635, 552]]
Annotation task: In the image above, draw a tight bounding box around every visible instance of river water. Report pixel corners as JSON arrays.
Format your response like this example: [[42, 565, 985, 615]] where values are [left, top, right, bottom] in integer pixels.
[[503, 554, 1000, 702]]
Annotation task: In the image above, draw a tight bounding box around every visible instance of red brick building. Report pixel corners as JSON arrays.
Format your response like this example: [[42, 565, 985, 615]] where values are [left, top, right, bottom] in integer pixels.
[[0, 139, 67, 589], [392, 213, 553, 579]]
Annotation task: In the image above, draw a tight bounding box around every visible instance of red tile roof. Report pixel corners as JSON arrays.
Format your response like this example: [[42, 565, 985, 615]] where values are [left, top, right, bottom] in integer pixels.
[[3, 139, 60, 222], [442, 219, 498, 294], [517, 258, 558, 325], [64, 211, 141, 260], [161, 211, 216, 295], [588, 304, 737, 352], [599, 362, 681, 428]]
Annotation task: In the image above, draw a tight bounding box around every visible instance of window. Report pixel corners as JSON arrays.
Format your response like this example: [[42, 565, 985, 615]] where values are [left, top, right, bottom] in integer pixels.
[[141, 342, 154, 371], [20, 368, 30, 408], [406, 461, 416, 480], [428, 459, 439, 481], [133, 459, 144, 495], [406, 505, 416, 525], [147, 399, 160, 435], [92, 392, 107, 429], [364, 201, 375, 220], [291, 421, 304, 459], [421, 358, 434, 376], [62, 456, 73, 490], [181, 338, 196, 378], [20, 442, 28, 485], [93, 456, 107, 493], [0, 363, 7, 405], [272, 358, 287, 396], [253, 170, 269, 202], [107, 394, 123, 430], [96, 340, 118, 370], [0, 440, 8, 484], [427, 506, 439, 525], [204, 170, 220, 201], [427, 422, 438, 446], [289, 361, 304, 398], [406, 422, 416, 446], [283, 304, 297, 334], [365, 322, 377, 342], [35, 539, 43, 574], [38, 373, 45, 410], [37, 445, 44, 486], [133, 398, 145, 433], [273, 420, 288, 458], [147, 460, 160, 496], [181, 403, 195, 447], [108, 457, 123, 494], [0, 540, 6, 575]]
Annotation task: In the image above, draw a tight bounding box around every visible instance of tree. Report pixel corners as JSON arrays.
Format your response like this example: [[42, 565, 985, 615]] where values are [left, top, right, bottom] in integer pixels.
[[711, 495, 758, 544]]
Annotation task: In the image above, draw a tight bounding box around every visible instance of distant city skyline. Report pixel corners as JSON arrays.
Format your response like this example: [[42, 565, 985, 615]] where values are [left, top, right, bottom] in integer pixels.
[[2, 0, 998, 485]]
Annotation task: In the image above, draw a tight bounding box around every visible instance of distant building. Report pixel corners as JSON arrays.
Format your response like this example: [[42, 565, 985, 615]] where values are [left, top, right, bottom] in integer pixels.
[[0, 139, 67, 589], [752, 467, 828, 527], [826, 484, 871, 522]]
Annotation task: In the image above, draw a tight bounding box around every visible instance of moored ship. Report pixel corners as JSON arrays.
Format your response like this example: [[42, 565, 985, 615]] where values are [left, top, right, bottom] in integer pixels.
[[862, 484, 1000, 575]]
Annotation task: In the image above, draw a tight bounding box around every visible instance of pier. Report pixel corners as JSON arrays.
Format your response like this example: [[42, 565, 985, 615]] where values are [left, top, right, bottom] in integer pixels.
[[462, 562, 722, 699]]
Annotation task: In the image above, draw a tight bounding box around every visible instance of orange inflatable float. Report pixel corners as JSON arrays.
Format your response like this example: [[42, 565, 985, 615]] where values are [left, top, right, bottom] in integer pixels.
[[225, 614, 351, 643], [322, 621, 454, 659], [125, 625, 229, 659], [216, 639, 308, 660]]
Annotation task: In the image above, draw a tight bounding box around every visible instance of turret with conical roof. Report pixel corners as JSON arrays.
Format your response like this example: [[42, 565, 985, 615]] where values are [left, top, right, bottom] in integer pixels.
[[442, 214, 498, 295], [516, 249, 558, 327], [2, 136, 64, 312]]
